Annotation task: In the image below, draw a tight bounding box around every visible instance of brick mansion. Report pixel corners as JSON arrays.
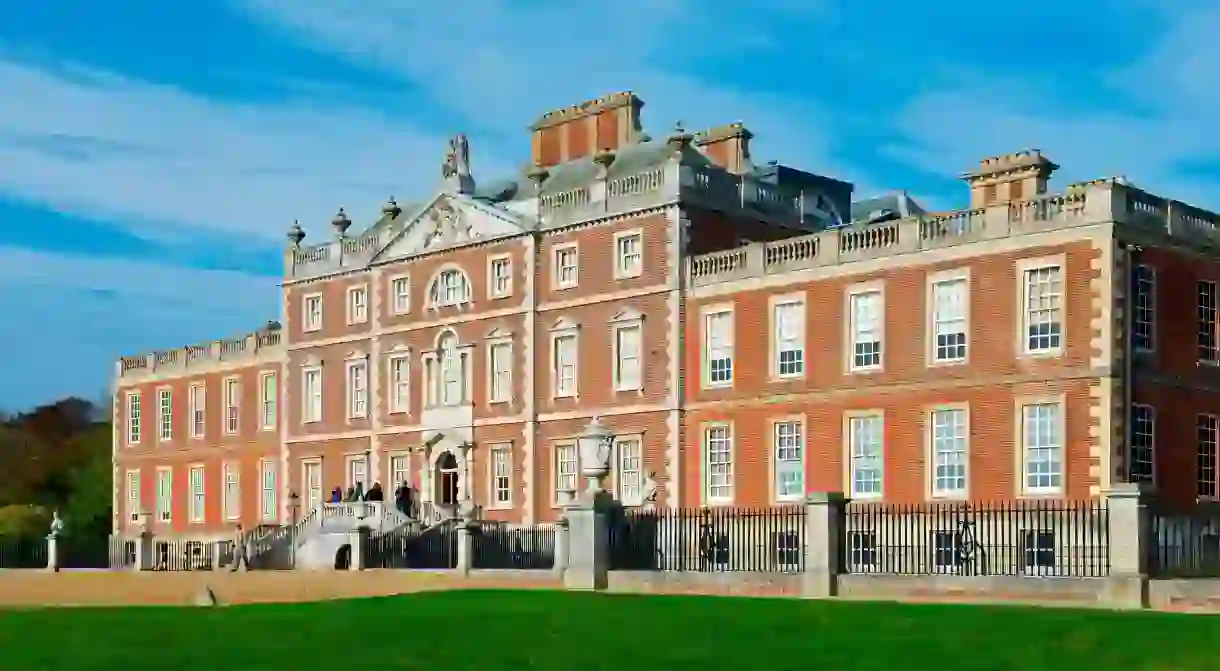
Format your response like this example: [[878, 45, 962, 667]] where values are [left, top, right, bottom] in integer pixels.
[[112, 90, 1220, 540]]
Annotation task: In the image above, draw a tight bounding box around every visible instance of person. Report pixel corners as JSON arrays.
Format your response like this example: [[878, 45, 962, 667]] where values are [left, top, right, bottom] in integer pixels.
[[329, 487, 342, 504], [353, 482, 365, 501], [366, 482, 384, 502], [229, 523, 249, 572], [344, 486, 356, 502], [395, 482, 413, 517]]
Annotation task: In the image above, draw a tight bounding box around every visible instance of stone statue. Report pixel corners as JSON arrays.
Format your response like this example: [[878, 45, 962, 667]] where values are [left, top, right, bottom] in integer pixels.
[[48, 510, 64, 538], [441, 134, 471, 180], [642, 472, 658, 508], [423, 199, 472, 248]]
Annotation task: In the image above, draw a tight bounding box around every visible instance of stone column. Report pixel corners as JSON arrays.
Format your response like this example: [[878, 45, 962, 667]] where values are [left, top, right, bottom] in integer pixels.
[[803, 492, 846, 598], [456, 522, 473, 576], [46, 534, 59, 572], [349, 527, 369, 571], [563, 492, 612, 591], [1103, 482, 1152, 609], [552, 517, 570, 578], [134, 531, 151, 571], [211, 541, 224, 571]]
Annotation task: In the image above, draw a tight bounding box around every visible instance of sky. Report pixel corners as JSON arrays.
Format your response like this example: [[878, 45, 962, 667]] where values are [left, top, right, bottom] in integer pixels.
[[2, 0, 1219, 410]]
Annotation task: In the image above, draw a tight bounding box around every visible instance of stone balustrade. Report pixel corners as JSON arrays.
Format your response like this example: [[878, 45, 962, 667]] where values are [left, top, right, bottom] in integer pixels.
[[117, 327, 284, 382]]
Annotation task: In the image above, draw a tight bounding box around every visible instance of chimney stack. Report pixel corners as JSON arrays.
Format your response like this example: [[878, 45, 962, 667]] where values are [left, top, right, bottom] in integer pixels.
[[529, 92, 644, 169], [694, 123, 753, 174], [961, 150, 1058, 208]]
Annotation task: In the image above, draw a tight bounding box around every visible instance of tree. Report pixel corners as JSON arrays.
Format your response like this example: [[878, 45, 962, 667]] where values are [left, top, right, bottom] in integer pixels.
[[61, 423, 114, 540]]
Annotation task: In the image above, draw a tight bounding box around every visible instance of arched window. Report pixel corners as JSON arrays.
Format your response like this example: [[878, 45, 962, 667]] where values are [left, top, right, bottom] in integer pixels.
[[429, 268, 470, 307]]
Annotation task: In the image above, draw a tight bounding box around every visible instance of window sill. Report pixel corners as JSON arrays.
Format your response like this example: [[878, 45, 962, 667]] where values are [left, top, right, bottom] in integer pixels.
[[847, 366, 883, 375], [553, 283, 578, 292], [702, 381, 733, 390], [769, 373, 805, 383], [1018, 349, 1063, 360], [1017, 491, 1064, 500], [927, 358, 967, 368], [703, 499, 736, 508], [487, 503, 513, 511], [613, 270, 643, 281]]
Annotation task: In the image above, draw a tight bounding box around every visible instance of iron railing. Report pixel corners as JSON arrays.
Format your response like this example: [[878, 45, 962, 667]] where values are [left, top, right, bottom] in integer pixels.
[[148, 539, 217, 571], [844, 500, 1110, 577], [363, 525, 458, 569], [0, 535, 48, 569], [472, 524, 556, 570], [609, 506, 807, 572], [1150, 502, 1220, 577]]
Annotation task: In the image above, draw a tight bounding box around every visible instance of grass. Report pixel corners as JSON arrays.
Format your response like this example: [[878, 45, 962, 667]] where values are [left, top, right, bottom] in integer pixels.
[[1, 590, 1218, 670]]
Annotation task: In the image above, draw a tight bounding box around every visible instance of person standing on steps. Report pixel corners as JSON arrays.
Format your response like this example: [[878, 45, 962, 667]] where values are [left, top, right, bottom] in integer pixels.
[[229, 523, 249, 572]]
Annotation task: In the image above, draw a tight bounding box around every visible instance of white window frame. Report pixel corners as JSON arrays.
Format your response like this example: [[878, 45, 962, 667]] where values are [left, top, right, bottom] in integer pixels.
[[222, 376, 240, 435], [846, 283, 885, 372], [553, 243, 579, 289], [346, 285, 368, 325], [770, 294, 806, 379], [302, 293, 323, 333], [927, 271, 970, 365], [489, 443, 513, 509], [302, 365, 322, 423], [126, 469, 141, 523], [389, 274, 411, 315], [387, 350, 411, 414], [1133, 264, 1155, 353], [155, 467, 172, 523], [703, 423, 734, 504], [615, 436, 644, 506], [551, 320, 579, 398], [554, 441, 579, 504], [487, 336, 513, 404], [156, 387, 172, 442], [845, 411, 884, 500], [1199, 280, 1217, 364], [302, 458, 323, 514], [259, 371, 277, 431], [702, 306, 734, 388], [488, 255, 512, 299], [611, 311, 643, 393], [260, 460, 277, 523], [428, 267, 472, 308], [613, 230, 643, 279], [1130, 403, 1155, 484], [1016, 397, 1065, 496], [388, 453, 410, 490], [188, 464, 205, 523], [1198, 414, 1218, 499], [1017, 258, 1065, 357], [126, 391, 141, 446], [223, 462, 241, 521], [346, 357, 368, 419], [188, 383, 205, 439], [772, 418, 805, 502], [927, 405, 969, 499]]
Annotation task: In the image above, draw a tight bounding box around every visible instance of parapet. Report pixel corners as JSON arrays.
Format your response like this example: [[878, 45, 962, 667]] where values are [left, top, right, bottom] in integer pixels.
[[116, 321, 285, 384]]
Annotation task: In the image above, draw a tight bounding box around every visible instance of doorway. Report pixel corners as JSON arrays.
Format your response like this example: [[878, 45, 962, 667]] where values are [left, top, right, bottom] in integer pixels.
[[437, 451, 459, 506]]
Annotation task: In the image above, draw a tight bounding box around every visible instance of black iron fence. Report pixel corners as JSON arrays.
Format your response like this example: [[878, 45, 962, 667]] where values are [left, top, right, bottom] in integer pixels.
[[0, 535, 48, 569], [1150, 503, 1220, 578], [609, 506, 806, 572], [844, 500, 1110, 577], [363, 525, 458, 569], [148, 539, 217, 571], [472, 524, 556, 570]]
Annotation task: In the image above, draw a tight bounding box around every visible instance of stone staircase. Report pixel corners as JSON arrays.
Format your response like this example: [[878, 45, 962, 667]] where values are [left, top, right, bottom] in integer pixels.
[[249, 502, 416, 569]]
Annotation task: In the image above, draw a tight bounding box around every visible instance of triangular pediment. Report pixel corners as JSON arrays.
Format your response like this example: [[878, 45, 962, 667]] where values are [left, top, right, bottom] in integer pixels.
[[371, 192, 529, 263]]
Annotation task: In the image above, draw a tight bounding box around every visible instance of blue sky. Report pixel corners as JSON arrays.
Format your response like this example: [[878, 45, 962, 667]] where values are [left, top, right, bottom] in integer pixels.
[[1, 0, 1218, 410]]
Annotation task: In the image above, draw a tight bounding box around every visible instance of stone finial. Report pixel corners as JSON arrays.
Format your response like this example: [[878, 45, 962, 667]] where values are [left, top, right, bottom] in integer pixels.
[[331, 207, 351, 237], [526, 165, 549, 190], [666, 120, 694, 151], [382, 197, 401, 217], [287, 220, 306, 247]]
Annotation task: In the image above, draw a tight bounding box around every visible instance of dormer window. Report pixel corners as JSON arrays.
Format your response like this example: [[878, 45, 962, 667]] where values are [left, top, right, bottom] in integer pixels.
[[429, 268, 471, 307]]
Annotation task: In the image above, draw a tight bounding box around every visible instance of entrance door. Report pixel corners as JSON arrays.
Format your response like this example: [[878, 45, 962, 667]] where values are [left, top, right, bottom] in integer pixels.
[[303, 461, 322, 514], [437, 452, 459, 506]]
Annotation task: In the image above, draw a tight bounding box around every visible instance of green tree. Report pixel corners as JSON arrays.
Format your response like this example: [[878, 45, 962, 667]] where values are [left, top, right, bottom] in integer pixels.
[[62, 422, 113, 541]]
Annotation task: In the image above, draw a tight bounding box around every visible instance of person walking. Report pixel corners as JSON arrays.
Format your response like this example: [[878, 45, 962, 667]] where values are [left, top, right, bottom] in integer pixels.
[[229, 523, 249, 572]]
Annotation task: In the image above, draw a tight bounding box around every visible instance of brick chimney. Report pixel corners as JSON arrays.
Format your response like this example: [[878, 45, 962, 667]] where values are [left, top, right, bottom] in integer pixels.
[[694, 123, 753, 174], [529, 92, 644, 168], [961, 150, 1059, 208]]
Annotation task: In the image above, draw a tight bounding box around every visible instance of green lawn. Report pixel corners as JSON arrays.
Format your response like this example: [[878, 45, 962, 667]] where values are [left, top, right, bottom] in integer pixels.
[[1, 590, 1217, 670]]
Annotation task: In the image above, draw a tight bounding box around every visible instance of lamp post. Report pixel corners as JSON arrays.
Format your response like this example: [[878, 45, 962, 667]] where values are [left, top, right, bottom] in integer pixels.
[[289, 490, 300, 525], [577, 416, 614, 495]]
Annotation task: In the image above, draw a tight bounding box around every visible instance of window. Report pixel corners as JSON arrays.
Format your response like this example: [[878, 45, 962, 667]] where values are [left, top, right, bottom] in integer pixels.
[[704, 309, 734, 386], [435, 334, 466, 406], [303, 294, 323, 332], [553, 333, 578, 397], [614, 232, 642, 278], [259, 372, 277, 430], [1023, 530, 1055, 570], [491, 446, 511, 506], [1009, 179, 1024, 200], [617, 438, 643, 505], [848, 532, 877, 570], [931, 278, 968, 362], [1133, 265, 1155, 352], [848, 414, 884, 498], [1199, 415, 1218, 499], [1022, 403, 1062, 494], [302, 367, 322, 423], [155, 468, 172, 523], [1130, 404, 1155, 483], [488, 341, 512, 403], [704, 425, 733, 502], [390, 275, 411, 314], [554, 245, 578, 288], [188, 384, 205, 438], [347, 286, 368, 324], [1199, 281, 1217, 363], [157, 389, 172, 441], [1023, 265, 1063, 354], [347, 359, 368, 418], [389, 355, 410, 413], [613, 324, 642, 391], [489, 257, 512, 298], [930, 408, 968, 497], [849, 290, 883, 370], [773, 420, 804, 500], [223, 378, 240, 434], [188, 466, 204, 523], [260, 461, 277, 522], [555, 443, 578, 500], [389, 455, 409, 489], [430, 268, 470, 307], [347, 456, 368, 492], [223, 463, 240, 520], [983, 184, 996, 204], [126, 470, 141, 523], [126, 392, 141, 445], [773, 300, 805, 377]]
